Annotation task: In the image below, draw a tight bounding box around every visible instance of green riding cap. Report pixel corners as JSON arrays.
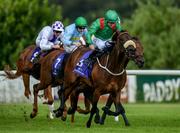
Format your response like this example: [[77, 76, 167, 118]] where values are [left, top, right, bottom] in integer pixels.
[[105, 10, 119, 23], [75, 16, 87, 27]]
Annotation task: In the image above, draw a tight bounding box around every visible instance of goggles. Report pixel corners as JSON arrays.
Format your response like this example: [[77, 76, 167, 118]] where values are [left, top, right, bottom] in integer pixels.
[[77, 26, 86, 30], [107, 21, 115, 25], [53, 30, 62, 33]]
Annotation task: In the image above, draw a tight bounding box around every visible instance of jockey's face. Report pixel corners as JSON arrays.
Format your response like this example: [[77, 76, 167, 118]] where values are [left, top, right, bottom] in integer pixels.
[[107, 21, 115, 28], [77, 26, 86, 33], [53, 30, 62, 37]]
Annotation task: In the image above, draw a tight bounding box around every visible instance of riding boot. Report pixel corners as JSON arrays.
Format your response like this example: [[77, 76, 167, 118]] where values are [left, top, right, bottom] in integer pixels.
[[31, 52, 41, 64], [83, 49, 104, 68]]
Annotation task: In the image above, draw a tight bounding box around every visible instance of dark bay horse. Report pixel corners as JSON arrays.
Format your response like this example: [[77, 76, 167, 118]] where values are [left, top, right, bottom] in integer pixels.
[[55, 30, 144, 128]]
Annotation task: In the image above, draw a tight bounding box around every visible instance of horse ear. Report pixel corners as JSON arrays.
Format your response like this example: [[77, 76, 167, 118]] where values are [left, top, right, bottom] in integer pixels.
[[132, 36, 139, 41], [132, 36, 142, 45], [120, 29, 126, 32]]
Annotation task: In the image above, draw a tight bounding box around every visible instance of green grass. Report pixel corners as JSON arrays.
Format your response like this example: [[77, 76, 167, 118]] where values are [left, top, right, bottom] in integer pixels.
[[0, 103, 180, 133]]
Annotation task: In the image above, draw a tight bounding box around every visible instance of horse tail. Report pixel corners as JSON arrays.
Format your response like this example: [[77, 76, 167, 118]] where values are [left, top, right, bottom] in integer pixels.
[[3, 65, 22, 79]]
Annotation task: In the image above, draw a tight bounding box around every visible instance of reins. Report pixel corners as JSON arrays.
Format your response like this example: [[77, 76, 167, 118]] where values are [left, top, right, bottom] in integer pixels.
[[95, 31, 137, 76], [96, 55, 125, 76], [95, 31, 130, 76]]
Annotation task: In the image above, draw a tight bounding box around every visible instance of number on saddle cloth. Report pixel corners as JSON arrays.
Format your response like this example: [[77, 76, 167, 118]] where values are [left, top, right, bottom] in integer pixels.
[[73, 50, 93, 79], [52, 52, 66, 77], [30, 47, 41, 63]]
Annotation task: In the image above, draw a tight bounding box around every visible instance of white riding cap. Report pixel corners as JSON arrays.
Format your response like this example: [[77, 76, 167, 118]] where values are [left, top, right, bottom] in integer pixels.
[[52, 21, 64, 32]]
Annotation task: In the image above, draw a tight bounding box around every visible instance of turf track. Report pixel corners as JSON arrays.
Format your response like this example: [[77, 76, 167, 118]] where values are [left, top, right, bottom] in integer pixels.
[[0, 102, 180, 133]]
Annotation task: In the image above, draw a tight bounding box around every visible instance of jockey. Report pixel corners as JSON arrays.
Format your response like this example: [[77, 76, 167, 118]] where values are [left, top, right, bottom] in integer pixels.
[[83, 10, 123, 67], [62, 16, 88, 53], [31, 21, 64, 64]]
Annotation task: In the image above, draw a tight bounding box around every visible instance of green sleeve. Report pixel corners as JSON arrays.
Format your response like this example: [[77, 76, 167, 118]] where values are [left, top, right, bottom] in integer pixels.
[[86, 19, 100, 46]]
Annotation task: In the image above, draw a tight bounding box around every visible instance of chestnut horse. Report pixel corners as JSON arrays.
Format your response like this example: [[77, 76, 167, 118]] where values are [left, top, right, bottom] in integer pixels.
[[2, 45, 63, 119], [3, 45, 40, 99], [28, 47, 67, 118], [29, 46, 97, 122], [55, 30, 144, 128]]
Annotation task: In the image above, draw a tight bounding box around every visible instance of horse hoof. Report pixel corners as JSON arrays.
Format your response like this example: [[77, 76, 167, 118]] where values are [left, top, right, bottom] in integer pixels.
[[99, 118, 104, 125], [86, 122, 91, 128], [94, 115, 100, 124], [49, 112, 54, 119], [125, 123, 130, 126], [61, 116, 67, 121], [30, 112, 36, 118], [55, 110, 63, 118], [53, 109, 58, 114], [67, 107, 75, 114]]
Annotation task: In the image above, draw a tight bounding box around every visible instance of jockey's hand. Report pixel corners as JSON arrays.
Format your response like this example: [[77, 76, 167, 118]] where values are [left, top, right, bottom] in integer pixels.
[[73, 42, 82, 47], [52, 44, 60, 49], [55, 40, 63, 46], [89, 44, 95, 50]]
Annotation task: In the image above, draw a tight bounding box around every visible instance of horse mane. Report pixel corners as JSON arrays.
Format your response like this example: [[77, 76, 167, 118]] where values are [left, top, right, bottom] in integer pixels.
[[112, 30, 129, 41]]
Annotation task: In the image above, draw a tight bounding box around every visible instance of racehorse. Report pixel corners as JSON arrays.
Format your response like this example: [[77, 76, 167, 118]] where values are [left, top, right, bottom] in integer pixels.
[[3, 45, 39, 99], [2, 45, 63, 119], [99, 36, 144, 125], [54, 30, 144, 128], [28, 46, 98, 122], [28, 47, 67, 118]]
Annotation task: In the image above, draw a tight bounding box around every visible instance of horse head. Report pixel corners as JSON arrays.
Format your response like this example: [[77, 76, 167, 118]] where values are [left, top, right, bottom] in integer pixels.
[[113, 30, 144, 68], [130, 37, 144, 68]]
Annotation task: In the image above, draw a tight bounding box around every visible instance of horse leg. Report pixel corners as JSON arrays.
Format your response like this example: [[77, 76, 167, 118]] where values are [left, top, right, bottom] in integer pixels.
[[30, 82, 48, 118], [53, 86, 63, 117], [22, 74, 31, 99], [114, 92, 130, 126], [67, 88, 79, 115], [84, 97, 91, 113], [30, 83, 39, 118], [76, 98, 90, 114], [54, 84, 66, 118], [48, 103, 55, 119], [82, 90, 100, 124], [100, 94, 114, 125], [86, 92, 100, 128], [77, 90, 91, 114], [43, 85, 54, 105], [71, 114, 75, 123], [116, 102, 130, 126], [94, 107, 100, 124], [44, 86, 55, 119], [61, 104, 67, 121]]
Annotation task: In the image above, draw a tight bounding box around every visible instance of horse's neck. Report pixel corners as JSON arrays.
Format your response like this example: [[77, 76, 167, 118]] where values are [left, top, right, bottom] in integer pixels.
[[101, 47, 128, 73]]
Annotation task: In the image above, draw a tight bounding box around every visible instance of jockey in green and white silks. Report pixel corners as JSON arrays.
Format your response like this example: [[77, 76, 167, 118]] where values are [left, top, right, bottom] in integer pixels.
[[86, 9, 122, 50], [83, 10, 123, 67], [62, 17, 88, 53]]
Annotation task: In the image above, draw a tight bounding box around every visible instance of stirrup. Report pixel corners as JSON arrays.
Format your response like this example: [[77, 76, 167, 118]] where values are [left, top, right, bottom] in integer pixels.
[[31, 56, 40, 64]]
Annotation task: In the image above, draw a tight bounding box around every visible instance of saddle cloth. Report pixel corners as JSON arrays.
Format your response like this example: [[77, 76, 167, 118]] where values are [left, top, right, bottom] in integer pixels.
[[30, 47, 41, 62], [73, 50, 93, 79], [52, 52, 66, 77]]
